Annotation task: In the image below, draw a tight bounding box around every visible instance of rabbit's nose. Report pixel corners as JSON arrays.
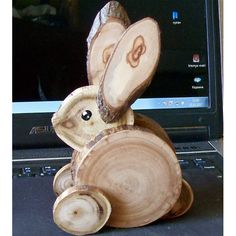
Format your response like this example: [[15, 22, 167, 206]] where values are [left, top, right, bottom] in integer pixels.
[[51, 114, 60, 127]]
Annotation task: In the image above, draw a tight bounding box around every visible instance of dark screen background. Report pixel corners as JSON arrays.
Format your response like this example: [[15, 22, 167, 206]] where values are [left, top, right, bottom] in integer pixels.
[[13, 0, 208, 102]]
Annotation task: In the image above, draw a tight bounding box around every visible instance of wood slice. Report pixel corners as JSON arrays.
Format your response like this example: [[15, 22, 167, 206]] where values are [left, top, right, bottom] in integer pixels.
[[53, 185, 111, 236], [71, 149, 83, 184], [87, 1, 130, 49], [97, 17, 161, 123], [134, 112, 175, 151], [74, 126, 182, 228], [161, 179, 194, 220], [53, 163, 73, 196], [51, 85, 134, 151], [87, 19, 127, 85], [134, 114, 194, 219]]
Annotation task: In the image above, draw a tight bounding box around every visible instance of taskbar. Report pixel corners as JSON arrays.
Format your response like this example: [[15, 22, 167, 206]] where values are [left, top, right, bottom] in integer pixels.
[[13, 97, 208, 114], [131, 97, 209, 110]]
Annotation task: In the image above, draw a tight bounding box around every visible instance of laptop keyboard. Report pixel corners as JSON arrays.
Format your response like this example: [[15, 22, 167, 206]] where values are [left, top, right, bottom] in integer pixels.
[[13, 156, 223, 179], [13, 141, 223, 179], [12, 144, 223, 235], [16, 166, 58, 177], [178, 157, 215, 170], [13, 165, 64, 178]]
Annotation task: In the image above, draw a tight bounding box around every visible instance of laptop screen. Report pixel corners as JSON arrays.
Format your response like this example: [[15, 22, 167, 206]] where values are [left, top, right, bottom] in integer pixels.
[[13, 0, 223, 146]]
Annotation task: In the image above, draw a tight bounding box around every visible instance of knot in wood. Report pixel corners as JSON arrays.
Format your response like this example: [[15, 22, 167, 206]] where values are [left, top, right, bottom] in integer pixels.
[[127, 35, 146, 68], [102, 44, 115, 64]]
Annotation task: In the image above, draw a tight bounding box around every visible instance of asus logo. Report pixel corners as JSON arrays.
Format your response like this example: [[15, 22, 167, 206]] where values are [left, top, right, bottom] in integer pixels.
[[29, 125, 55, 135]]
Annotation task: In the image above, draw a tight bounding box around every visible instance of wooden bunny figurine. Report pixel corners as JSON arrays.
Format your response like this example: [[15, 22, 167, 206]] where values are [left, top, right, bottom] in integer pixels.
[[51, 2, 193, 235]]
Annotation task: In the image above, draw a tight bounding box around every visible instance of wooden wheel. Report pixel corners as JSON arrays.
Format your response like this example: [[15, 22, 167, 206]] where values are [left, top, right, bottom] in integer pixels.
[[161, 179, 194, 219], [53, 185, 111, 235], [53, 163, 73, 196], [74, 126, 182, 228]]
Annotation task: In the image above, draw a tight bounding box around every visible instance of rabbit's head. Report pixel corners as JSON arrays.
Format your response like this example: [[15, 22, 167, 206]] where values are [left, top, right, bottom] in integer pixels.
[[52, 16, 161, 152], [52, 85, 134, 151]]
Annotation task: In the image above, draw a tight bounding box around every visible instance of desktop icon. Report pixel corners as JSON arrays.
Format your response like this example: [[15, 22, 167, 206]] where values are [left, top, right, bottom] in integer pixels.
[[194, 77, 202, 83], [172, 11, 179, 20], [193, 54, 200, 63]]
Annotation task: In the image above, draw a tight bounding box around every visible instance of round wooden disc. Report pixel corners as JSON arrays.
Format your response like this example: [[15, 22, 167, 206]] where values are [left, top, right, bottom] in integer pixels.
[[97, 18, 161, 123], [53, 185, 111, 235], [161, 179, 194, 220], [53, 163, 73, 196], [134, 112, 175, 151], [71, 150, 83, 184], [76, 126, 182, 228], [87, 19, 127, 85], [87, 1, 130, 49]]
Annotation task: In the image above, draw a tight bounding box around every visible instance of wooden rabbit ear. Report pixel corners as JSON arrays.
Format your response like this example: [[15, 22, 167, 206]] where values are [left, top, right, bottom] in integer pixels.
[[87, 1, 130, 85], [87, 19, 128, 85], [87, 1, 130, 48], [97, 17, 161, 123]]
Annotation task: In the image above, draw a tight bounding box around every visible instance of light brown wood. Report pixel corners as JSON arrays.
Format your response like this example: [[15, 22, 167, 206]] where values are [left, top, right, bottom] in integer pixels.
[[97, 17, 161, 123], [53, 185, 111, 236], [161, 179, 194, 220], [70, 149, 83, 184], [52, 85, 134, 151], [134, 114, 194, 219], [53, 163, 73, 196], [134, 112, 175, 151], [74, 126, 182, 228], [87, 1, 130, 85], [87, 1, 130, 49], [87, 19, 127, 85]]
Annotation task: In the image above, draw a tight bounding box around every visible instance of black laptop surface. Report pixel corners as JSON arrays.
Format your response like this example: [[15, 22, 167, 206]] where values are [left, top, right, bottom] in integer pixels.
[[13, 0, 223, 235]]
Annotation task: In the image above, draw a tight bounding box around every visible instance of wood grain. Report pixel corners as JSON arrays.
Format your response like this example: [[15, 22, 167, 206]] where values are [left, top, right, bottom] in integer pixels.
[[97, 18, 161, 123], [74, 126, 182, 228], [53, 163, 73, 196], [52, 85, 134, 151], [87, 1, 130, 49], [87, 19, 127, 85], [161, 179, 194, 219], [134, 112, 175, 151], [53, 185, 111, 235]]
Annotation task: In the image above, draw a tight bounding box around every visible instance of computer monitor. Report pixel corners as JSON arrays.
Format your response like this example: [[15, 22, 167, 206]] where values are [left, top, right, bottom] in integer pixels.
[[13, 0, 223, 148]]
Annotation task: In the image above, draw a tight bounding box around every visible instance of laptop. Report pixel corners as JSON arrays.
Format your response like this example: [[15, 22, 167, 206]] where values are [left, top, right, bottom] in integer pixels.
[[13, 0, 223, 235]]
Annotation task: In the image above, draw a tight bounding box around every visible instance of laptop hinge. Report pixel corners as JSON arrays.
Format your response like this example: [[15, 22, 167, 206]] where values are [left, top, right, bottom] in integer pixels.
[[165, 126, 208, 142]]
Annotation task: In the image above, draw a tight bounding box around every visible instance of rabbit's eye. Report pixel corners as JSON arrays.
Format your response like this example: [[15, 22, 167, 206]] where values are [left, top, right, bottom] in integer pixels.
[[81, 110, 92, 121]]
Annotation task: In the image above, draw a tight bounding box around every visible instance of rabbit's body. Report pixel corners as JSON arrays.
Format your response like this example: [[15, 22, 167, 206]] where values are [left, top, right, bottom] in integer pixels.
[[73, 125, 182, 228], [52, 2, 193, 235]]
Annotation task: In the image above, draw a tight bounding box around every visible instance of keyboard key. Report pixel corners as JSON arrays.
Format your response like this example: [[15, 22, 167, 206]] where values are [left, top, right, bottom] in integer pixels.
[[193, 158, 215, 169], [41, 166, 58, 176], [178, 159, 195, 169], [21, 167, 36, 177]]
